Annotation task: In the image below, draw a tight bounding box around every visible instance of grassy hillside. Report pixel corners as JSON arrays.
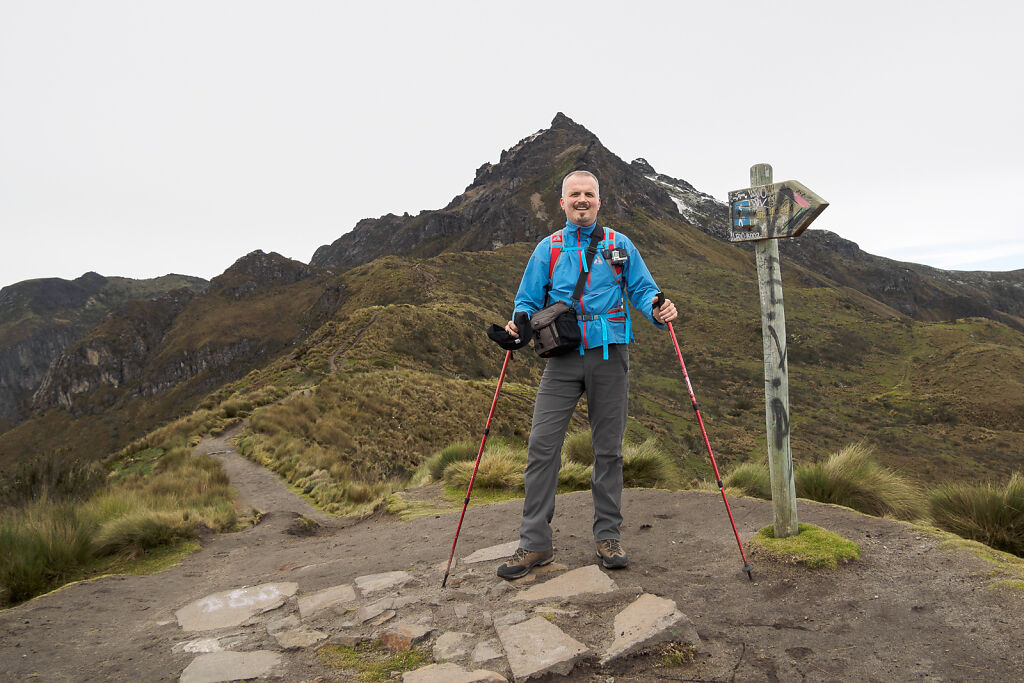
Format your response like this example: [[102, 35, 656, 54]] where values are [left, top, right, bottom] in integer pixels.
[[223, 216, 1024, 500]]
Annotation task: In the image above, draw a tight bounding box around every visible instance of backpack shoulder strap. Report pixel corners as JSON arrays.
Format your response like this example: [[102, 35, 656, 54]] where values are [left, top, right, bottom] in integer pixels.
[[547, 229, 564, 281]]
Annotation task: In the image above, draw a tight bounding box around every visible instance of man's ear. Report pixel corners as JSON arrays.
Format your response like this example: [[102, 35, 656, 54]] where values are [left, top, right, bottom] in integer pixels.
[[559, 196, 566, 211]]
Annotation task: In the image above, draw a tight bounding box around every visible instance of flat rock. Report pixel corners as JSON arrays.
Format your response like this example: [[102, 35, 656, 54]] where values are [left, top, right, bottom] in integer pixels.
[[512, 565, 616, 603], [433, 631, 474, 660], [531, 604, 579, 617], [265, 614, 300, 634], [496, 616, 589, 681], [335, 634, 368, 648], [298, 583, 356, 618], [273, 626, 328, 650], [175, 583, 298, 632], [471, 639, 503, 664], [350, 595, 420, 625], [179, 651, 283, 683], [171, 638, 223, 654], [600, 593, 700, 665], [368, 609, 396, 627], [403, 662, 507, 682], [381, 622, 433, 651], [492, 610, 528, 628], [355, 570, 413, 594], [462, 541, 519, 564]]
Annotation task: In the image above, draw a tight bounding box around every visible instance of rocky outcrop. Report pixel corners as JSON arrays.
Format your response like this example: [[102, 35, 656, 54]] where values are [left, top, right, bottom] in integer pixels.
[[0, 272, 207, 428], [32, 289, 197, 413], [632, 157, 730, 239], [208, 250, 316, 299]]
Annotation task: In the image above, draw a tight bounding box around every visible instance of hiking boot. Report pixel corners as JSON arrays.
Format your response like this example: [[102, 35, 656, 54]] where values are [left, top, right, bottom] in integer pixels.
[[496, 547, 554, 580], [596, 539, 628, 569]]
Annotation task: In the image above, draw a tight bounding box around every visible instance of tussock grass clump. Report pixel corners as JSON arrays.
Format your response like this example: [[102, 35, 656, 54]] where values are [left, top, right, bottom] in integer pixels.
[[563, 431, 593, 466], [723, 461, 772, 499], [92, 509, 195, 555], [929, 472, 1024, 557], [0, 449, 235, 606], [795, 443, 925, 520], [443, 445, 526, 491], [751, 523, 861, 569], [558, 459, 593, 489], [0, 500, 95, 603], [437, 438, 682, 493], [0, 453, 106, 507], [622, 439, 681, 488], [426, 440, 479, 481]]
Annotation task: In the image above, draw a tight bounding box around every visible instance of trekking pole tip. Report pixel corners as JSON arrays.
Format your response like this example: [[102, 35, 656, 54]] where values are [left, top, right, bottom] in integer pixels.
[[743, 563, 754, 581], [441, 573, 449, 588]]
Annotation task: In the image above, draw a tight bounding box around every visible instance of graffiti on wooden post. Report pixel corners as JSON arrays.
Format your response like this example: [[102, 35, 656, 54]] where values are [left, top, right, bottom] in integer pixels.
[[728, 180, 828, 242]]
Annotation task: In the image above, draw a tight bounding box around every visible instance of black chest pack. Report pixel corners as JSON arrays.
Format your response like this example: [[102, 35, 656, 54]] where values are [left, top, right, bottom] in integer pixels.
[[530, 228, 627, 358]]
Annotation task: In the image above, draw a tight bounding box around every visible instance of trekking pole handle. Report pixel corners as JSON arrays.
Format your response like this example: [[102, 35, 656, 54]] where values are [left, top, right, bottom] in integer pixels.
[[654, 291, 665, 310]]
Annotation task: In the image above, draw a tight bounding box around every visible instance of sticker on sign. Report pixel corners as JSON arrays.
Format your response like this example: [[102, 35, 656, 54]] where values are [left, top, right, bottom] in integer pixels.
[[727, 180, 827, 242]]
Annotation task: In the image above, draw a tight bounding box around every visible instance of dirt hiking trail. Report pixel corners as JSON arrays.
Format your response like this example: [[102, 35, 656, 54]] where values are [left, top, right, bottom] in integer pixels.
[[1, 429, 1022, 682]]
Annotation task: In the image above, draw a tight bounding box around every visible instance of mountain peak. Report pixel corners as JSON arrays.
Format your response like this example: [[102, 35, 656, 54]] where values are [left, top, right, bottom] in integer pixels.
[[311, 114, 682, 270], [211, 250, 315, 299]]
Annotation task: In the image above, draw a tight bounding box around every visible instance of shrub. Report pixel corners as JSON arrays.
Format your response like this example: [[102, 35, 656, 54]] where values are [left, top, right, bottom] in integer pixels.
[[558, 459, 593, 490], [92, 510, 195, 556], [0, 500, 96, 603], [929, 473, 1024, 557], [724, 462, 772, 499], [795, 443, 925, 520], [622, 439, 679, 488], [563, 431, 593, 466], [0, 453, 106, 507], [0, 446, 237, 606], [220, 399, 253, 419], [346, 481, 375, 504], [443, 445, 526, 490], [426, 440, 479, 481]]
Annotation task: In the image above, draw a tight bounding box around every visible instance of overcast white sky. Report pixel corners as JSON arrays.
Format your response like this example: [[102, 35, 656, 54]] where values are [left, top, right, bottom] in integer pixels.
[[2, 1, 1022, 290]]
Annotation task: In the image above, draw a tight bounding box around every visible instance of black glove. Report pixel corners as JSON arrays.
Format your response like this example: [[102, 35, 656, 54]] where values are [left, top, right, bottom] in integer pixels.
[[487, 324, 525, 350], [486, 312, 533, 351], [514, 311, 533, 345]]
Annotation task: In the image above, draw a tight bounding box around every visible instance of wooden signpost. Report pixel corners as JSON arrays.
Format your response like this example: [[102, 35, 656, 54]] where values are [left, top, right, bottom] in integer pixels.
[[729, 164, 828, 538]]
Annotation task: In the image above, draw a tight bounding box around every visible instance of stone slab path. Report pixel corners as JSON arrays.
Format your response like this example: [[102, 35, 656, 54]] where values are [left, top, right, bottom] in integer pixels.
[[3, 442, 1024, 682], [168, 544, 696, 682]]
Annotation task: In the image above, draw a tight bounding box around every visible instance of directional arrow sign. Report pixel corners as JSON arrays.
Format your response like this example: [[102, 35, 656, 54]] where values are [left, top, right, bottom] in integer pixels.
[[728, 180, 828, 242]]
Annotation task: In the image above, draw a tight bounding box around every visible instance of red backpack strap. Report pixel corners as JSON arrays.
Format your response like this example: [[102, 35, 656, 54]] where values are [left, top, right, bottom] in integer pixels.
[[548, 230, 564, 281]]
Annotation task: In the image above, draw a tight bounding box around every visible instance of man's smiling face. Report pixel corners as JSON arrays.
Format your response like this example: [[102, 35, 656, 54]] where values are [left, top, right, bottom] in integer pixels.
[[560, 174, 600, 226]]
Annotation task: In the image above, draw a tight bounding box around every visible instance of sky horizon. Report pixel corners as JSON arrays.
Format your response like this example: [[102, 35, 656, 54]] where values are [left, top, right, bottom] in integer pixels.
[[3, 1, 1022, 290]]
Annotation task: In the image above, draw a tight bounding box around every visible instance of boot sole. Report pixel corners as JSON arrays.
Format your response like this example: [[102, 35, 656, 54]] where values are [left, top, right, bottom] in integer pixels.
[[597, 552, 628, 569], [497, 554, 554, 580]]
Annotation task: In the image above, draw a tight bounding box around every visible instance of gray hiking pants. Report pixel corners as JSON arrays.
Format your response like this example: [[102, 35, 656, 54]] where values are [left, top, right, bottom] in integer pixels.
[[520, 344, 629, 551]]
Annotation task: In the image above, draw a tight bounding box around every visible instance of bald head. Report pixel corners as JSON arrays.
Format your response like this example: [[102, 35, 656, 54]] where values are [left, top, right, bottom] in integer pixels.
[[559, 171, 601, 226], [561, 170, 600, 198]]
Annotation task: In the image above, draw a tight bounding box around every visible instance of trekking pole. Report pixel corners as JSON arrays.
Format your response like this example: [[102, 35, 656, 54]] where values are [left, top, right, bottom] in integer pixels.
[[657, 293, 754, 581], [441, 349, 513, 588]]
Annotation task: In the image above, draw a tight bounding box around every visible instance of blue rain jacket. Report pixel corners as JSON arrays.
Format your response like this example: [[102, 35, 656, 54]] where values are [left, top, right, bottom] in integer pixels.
[[513, 220, 663, 357]]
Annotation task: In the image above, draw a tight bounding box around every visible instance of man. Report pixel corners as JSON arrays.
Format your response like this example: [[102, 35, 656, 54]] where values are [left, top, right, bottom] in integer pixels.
[[497, 169, 677, 579]]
